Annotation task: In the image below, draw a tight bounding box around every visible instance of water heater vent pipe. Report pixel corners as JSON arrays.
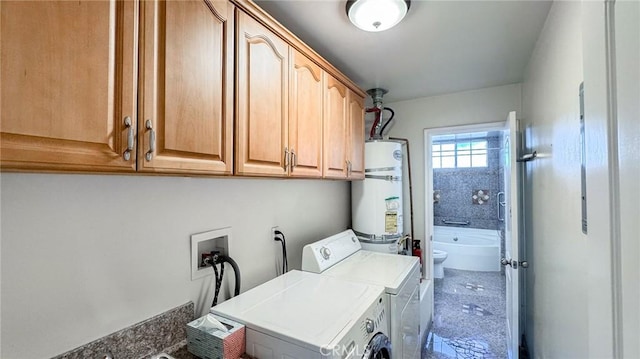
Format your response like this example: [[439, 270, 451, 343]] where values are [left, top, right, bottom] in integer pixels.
[[367, 88, 387, 108]]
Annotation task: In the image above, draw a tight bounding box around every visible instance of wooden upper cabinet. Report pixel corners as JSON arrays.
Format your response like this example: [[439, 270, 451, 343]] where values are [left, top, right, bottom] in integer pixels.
[[235, 10, 289, 176], [1, 0, 366, 179], [347, 90, 365, 180], [289, 50, 323, 178], [0, 1, 137, 171], [323, 74, 348, 179], [138, 0, 233, 174]]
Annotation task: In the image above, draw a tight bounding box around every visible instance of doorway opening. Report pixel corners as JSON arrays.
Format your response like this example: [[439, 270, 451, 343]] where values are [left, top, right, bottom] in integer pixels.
[[422, 120, 511, 359]]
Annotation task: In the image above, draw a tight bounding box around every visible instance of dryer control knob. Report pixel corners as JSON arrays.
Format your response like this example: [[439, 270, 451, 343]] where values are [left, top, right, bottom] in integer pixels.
[[320, 247, 331, 260], [365, 318, 375, 333]]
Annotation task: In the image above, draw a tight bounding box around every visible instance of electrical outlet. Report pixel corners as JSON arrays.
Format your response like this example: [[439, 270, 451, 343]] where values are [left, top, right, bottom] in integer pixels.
[[191, 227, 231, 280], [271, 226, 279, 240]]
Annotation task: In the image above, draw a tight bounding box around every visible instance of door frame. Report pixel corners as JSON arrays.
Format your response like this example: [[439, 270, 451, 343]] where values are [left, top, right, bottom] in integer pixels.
[[423, 120, 506, 320]]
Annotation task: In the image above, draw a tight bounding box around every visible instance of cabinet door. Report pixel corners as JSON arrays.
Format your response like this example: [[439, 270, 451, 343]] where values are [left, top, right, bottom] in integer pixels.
[[323, 74, 348, 179], [0, 1, 137, 172], [236, 11, 289, 176], [289, 50, 323, 178], [347, 90, 365, 180], [138, 0, 233, 174]]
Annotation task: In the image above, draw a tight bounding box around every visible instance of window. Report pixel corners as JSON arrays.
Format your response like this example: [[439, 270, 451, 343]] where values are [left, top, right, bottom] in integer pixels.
[[432, 138, 488, 169]]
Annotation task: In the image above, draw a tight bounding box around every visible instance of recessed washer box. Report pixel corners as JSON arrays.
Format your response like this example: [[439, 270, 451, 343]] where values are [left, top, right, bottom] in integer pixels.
[[191, 227, 231, 281]]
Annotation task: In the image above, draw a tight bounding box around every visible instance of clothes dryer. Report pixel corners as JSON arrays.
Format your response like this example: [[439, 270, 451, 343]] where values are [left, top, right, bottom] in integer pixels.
[[302, 230, 421, 359]]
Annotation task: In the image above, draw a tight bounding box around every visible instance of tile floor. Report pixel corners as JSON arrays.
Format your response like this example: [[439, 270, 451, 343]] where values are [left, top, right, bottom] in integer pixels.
[[422, 268, 507, 359]]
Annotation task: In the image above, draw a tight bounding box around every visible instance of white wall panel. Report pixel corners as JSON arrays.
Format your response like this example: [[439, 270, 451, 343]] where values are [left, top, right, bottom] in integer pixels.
[[0, 174, 350, 358], [521, 2, 588, 357]]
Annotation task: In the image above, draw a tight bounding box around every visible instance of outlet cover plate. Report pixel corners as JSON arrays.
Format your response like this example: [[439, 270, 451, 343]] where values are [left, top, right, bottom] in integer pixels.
[[191, 227, 232, 281]]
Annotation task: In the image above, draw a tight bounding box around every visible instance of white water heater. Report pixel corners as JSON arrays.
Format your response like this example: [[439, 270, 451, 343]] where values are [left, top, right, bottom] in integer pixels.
[[351, 141, 403, 253]]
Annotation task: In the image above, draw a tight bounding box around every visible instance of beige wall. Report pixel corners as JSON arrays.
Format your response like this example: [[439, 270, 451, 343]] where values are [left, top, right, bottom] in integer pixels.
[[0, 174, 350, 358], [385, 83, 522, 245], [521, 2, 588, 357]]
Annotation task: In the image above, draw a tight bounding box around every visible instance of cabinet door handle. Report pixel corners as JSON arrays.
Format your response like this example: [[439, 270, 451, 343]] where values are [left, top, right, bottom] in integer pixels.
[[284, 147, 289, 171], [145, 119, 155, 161], [123, 116, 134, 161], [291, 149, 297, 170], [346, 160, 352, 177]]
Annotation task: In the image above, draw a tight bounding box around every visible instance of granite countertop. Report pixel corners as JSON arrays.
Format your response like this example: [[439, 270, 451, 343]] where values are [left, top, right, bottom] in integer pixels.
[[165, 342, 254, 359], [53, 302, 255, 359], [158, 341, 198, 359]]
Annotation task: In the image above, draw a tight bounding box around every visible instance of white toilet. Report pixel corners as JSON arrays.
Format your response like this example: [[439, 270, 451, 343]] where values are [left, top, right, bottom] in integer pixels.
[[433, 249, 448, 279]]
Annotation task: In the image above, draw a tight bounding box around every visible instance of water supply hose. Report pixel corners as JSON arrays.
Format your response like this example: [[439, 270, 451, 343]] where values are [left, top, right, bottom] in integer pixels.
[[211, 253, 241, 307], [212, 259, 222, 306], [219, 254, 241, 297]]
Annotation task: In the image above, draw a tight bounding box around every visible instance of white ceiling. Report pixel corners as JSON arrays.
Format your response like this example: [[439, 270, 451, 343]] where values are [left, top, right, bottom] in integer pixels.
[[255, 0, 552, 103]]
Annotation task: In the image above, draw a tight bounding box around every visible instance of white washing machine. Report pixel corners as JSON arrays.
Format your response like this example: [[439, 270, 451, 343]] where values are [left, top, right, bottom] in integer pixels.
[[211, 270, 391, 359], [302, 230, 421, 359]]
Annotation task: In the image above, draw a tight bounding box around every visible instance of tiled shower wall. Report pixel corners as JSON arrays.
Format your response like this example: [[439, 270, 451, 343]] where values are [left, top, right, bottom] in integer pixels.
[[433, 135, 504, 230]]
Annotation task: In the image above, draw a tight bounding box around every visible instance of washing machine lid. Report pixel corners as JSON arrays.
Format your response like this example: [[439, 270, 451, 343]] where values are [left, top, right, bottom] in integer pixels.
[[211, 270, 385, 352], [322, 250, 419, 295]]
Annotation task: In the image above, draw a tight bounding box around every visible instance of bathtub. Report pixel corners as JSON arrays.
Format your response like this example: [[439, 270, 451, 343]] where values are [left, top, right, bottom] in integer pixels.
[[432, 226, 501, 272]]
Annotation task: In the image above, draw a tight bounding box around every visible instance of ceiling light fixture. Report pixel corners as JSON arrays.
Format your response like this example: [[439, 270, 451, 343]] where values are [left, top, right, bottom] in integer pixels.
[[346, 0, 411, 32]]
